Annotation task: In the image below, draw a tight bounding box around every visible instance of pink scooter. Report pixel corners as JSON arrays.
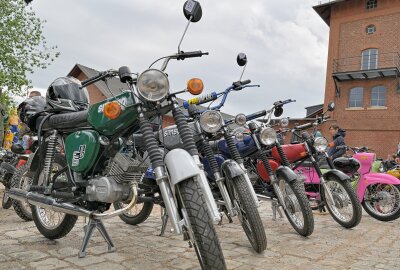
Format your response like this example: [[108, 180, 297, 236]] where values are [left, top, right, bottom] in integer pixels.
[[333, 146, 400, 222]]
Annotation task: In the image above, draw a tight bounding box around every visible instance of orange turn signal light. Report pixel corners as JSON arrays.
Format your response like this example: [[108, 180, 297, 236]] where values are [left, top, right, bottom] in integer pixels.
[[300, 151, 308, 158], [328, 142, 335, 148], [103, 101, 122, 120], [187, 78, 204, 95]]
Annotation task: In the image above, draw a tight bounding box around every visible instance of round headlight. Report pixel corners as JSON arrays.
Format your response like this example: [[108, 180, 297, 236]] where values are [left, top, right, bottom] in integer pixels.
[[259, 127, 277, 146], [314, 137, 328, 152], [233, 126, 246, 142], [199, 111, 223, 133], [0, 150, 6, 158], [137, 69, 169, 102], [235, 113, 247, 126], [280, 117, 289, 127]]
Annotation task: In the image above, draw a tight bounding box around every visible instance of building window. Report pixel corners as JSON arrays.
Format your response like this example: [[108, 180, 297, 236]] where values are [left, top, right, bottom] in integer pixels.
[[349, 87, 364, 107], [366, 25, 376, 34], [366, 0, 378, 9], [361, 49, 378, 70], [371, 86, 386, 106]]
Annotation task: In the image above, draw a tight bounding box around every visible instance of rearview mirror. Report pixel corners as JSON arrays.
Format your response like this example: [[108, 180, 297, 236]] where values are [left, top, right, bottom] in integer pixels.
[[274, 107, 283, 117], [327, 102, 335, 111], [183, 0, 202, 23], [237, 53, 247, 67]]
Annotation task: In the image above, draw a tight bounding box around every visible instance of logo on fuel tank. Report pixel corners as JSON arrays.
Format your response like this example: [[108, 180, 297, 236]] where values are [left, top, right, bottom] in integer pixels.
[[72, 145, 86, 166]]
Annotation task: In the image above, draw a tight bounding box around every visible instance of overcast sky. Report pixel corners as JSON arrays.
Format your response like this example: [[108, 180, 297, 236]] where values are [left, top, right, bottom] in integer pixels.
[[27, 0, 330, 117]]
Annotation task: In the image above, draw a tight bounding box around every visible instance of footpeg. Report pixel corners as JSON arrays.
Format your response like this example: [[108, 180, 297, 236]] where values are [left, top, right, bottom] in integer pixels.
[[79, 218, 115, 258]]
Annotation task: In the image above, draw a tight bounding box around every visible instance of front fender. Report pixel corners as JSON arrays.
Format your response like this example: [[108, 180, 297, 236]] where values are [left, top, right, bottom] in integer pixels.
[[356, 173, 400, 202], [276, 166, 297, 183], [323, 169, 350, 182], [165, 149, 200, 187], [221, 159, 245, 179]]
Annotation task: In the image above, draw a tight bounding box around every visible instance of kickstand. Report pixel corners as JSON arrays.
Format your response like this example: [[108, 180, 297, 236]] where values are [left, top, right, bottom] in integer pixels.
[[78, 218, 115, 258], [159, 207, 169, 237], [272, 201, 284, 221]]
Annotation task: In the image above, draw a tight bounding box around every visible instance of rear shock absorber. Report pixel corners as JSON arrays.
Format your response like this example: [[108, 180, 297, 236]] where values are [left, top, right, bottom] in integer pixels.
[[42, 130, 57, 194]]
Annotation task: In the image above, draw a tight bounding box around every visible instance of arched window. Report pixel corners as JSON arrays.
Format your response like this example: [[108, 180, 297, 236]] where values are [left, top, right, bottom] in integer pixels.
[[366, 25, 376, 34], [349, 87, 364, 108], [361, 49, 378, 70], [366, 0, 378, 9], [371, 86, 386, 106]]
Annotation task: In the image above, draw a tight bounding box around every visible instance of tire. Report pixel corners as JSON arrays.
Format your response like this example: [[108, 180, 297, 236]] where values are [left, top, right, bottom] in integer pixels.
[[177, 178, 226, 270], [11, 165, 33, 221], [361, 184, 400, 222], [276, 177, 314, 237], [2, 174, 13, 209], [31, 154, 78, 239], [323, 177, 362, 228], [113, 178, 155, 225], [231, 175, 267, 253]]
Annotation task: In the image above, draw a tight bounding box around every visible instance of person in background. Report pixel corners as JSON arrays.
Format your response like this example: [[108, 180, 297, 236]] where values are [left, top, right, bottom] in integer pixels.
[[28, 90, 41, 98], [328, 124, 346, 160]]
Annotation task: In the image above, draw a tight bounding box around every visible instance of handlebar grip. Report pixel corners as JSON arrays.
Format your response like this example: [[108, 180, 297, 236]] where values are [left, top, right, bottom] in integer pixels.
[[178, 51, 209, 60], [246, 110, 267, 121], [241, 79, 251, 85], [295, 122, 313, 130], [81, 72, 105, 87], [183, 92, 218, 109]]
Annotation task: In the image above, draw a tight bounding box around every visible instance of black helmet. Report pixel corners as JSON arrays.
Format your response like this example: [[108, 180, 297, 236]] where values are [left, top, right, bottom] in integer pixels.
[[18, 96, 47, 128], [46, 77, 89, 112]]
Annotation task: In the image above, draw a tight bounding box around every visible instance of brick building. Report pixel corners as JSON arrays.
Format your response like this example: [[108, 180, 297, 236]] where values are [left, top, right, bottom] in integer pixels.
[[314, 0, 400, 158]]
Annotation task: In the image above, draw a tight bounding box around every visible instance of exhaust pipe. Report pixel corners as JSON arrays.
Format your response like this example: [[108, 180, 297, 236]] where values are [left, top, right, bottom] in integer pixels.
[[8, 187, 137, 220]]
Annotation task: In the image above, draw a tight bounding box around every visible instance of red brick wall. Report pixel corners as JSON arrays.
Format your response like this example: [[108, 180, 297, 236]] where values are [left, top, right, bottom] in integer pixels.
[[322, 0, 400, 158]]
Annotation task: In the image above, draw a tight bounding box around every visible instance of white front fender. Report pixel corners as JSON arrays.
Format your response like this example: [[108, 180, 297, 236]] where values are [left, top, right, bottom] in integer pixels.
[[164, 149, 200, 187]]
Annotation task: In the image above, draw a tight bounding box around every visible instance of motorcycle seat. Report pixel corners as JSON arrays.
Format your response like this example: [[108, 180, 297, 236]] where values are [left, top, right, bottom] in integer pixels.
[[36, 110, 89, 131]]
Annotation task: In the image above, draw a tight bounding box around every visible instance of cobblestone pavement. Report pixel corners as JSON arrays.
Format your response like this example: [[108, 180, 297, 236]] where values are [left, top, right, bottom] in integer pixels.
[[0, 187, 399, 270]]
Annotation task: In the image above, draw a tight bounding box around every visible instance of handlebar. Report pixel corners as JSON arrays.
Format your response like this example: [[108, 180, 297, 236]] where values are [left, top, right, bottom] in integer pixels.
[[232, 79, 251, 90], [294, 122, 313, 130], [273, 99, 296, 107], [183, 92, 218, 109], [177, 51, 209, 60], [80, 70, 118, 88]]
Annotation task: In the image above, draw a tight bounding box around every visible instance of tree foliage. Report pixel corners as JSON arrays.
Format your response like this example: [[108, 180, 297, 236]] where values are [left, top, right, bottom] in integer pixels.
[[0, 0, 59, 96]]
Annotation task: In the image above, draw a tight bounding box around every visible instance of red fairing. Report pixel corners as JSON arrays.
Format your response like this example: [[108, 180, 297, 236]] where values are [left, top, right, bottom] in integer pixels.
[[271, 143, 308, 164], [256, 159, 280, 182]]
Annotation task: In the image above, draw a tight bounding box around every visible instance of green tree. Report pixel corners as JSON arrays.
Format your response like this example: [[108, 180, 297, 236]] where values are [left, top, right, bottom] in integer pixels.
[[0, 0, 59, 96]]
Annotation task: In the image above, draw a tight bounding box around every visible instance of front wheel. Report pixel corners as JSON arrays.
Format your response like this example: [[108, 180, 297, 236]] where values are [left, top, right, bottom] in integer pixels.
[[231, 175, 267, 253], [323, 177, 362, 228], [177, 178, 226, 270], [362, 184, 400, 222], [275, 177, 314, 237]]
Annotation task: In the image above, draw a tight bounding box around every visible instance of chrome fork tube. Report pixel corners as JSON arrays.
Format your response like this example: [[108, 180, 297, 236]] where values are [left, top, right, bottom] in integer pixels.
[[320, 176, 335, 206], [153, 166, 182, 234], [214, 172, 236, 216], [239, 163, 261, 207]]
